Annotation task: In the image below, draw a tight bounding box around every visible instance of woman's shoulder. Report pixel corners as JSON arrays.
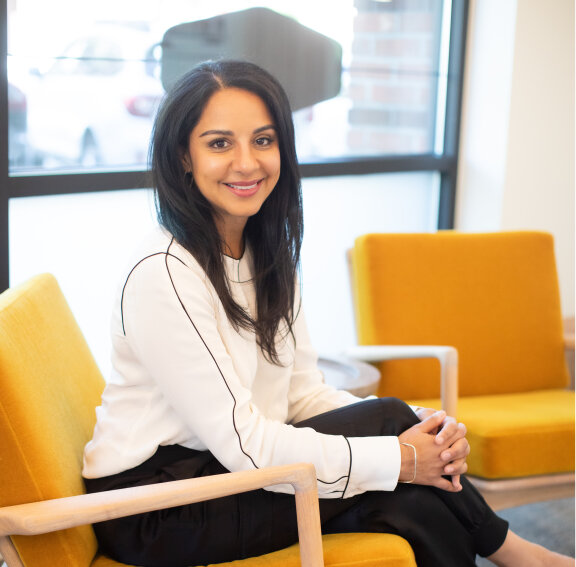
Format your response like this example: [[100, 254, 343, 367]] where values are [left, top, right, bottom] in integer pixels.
[[119, 226, 205, 286], [127, 227, 194, 265]]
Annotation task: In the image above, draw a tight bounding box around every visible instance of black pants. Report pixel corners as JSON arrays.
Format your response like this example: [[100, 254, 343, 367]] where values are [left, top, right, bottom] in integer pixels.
[[84, 398, 508, 567]]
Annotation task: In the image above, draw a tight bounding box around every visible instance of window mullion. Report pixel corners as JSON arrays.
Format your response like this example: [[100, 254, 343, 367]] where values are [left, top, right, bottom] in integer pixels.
[[1, 0, 9, 292]]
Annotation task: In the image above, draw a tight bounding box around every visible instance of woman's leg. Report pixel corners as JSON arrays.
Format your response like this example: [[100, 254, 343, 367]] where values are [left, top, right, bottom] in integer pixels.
[[85, 446, 308, 567], [487, 531, 575, 567], [297, 398, 574, 567], [295, 398, 508, 567]]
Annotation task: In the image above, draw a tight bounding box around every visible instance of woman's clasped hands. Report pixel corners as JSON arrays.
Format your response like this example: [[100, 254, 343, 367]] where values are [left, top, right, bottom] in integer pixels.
[[398, 408, 470, 492]]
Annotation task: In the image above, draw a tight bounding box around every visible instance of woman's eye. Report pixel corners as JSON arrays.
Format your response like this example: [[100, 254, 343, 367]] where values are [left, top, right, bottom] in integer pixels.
[[255, 136, 274, 147], [209, 139, 229, 149]]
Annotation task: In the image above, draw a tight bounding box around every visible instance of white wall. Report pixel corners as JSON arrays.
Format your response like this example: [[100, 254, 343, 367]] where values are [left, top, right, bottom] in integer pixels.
[[301, 172, 439, 357], [9, 189, 158, 373], [456, 0, 575, 317]]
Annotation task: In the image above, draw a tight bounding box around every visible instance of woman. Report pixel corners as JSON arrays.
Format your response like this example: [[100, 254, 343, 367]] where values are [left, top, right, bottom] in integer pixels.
[[83, 60, 573, 567]]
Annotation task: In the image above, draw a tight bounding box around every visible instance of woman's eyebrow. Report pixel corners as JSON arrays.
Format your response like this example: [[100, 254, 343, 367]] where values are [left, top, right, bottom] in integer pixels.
[[254, 124, 276, 134], [199, 124, 276, 138], [199, 129, 233, 138]]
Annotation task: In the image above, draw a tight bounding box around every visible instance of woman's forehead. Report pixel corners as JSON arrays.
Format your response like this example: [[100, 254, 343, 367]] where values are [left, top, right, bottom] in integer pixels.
[[195, 88, 274, 131]]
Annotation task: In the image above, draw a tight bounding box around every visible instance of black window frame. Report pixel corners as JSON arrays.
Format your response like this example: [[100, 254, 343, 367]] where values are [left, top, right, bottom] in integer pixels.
[[0, 0, 469, 292]]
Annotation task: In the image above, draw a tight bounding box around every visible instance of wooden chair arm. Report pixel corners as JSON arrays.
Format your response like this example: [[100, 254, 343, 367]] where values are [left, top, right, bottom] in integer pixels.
[[0, 463, 324, 567], [344, 345, 459, 417]]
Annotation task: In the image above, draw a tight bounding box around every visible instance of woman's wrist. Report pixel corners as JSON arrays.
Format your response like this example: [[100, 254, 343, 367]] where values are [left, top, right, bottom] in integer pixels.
[[398, 442, 417, 483]]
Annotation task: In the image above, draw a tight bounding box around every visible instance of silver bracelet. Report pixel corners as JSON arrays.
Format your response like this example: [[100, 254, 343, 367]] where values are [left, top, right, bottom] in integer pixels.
[[399, 442, 417, 484]]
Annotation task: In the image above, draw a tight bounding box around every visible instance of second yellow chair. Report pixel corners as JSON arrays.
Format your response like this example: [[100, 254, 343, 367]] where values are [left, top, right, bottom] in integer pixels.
[[348, 231, 575, 508]]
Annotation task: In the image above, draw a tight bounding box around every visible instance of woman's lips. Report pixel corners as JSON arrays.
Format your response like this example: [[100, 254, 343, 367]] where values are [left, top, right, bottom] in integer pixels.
[[223, 179, 263, 196]]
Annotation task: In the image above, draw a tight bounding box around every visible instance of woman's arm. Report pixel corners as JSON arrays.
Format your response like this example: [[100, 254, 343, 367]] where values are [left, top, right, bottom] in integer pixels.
[[119, 250, 400, 498]]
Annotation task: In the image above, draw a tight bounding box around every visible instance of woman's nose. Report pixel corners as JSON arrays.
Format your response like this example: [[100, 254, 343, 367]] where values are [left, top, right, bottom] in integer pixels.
[[232, 144, 258, 173]]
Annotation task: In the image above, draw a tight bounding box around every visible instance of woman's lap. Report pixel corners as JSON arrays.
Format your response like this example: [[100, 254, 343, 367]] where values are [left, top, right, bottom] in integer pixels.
[[85, 398, 507, 567]]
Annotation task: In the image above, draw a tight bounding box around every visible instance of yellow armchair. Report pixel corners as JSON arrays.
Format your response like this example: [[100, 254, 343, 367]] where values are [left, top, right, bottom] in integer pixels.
[[348, 231, 575, 509], [0, 274, 416, 567]]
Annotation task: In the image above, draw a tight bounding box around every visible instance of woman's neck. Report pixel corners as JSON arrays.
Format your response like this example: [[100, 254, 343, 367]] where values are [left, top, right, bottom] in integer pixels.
[[215, 216, 246, 260], [223, 240, 244, 259]]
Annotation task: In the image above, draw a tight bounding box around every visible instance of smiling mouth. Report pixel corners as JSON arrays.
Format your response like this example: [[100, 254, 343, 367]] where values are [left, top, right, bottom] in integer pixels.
[[224, 179, 263, 191]]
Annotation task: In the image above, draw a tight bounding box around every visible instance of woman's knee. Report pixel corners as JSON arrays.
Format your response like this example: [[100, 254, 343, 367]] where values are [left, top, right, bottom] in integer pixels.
[[369, 397, 420, 434], [293, 397, 420, 437], [322, 397, 419, 436]]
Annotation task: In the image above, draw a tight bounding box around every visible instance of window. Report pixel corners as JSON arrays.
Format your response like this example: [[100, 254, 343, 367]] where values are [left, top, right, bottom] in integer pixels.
[[1, 0, 468, 359], [6, 0, 464, 173]]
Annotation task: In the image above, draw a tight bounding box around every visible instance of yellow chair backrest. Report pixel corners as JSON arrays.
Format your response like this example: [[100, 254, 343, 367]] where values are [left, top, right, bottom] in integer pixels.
[[0, 273, 105, 566], [351, 231, 570, 399]]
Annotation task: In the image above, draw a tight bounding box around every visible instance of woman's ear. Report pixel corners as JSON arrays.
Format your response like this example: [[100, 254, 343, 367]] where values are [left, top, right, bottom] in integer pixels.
[[180, 149, 192, 173]]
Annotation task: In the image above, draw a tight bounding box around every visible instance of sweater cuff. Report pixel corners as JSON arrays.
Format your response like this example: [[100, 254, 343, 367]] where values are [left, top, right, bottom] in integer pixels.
[[344, 436, 400, 497]]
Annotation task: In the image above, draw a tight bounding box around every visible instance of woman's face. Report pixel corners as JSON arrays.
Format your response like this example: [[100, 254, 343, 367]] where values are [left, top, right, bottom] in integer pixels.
[[184, 87, 281, 238]]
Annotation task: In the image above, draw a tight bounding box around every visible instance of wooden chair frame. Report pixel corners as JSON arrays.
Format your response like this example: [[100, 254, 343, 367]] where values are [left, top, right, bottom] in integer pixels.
[[0, 463, 324, 567], [344, 345, 459, 417]]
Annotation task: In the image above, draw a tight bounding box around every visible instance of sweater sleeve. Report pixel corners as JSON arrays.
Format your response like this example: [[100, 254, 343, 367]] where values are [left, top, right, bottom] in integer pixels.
[[119, 251, 400, 498]]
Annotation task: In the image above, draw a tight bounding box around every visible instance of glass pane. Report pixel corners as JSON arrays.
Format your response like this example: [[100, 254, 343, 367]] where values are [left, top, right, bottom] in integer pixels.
[[8, 19, 163, 172], [7, 0, 449, 174]]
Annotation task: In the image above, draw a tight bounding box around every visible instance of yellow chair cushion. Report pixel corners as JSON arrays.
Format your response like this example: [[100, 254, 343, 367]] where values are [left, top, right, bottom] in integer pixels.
[[353, 231, 570, 399], [0, 273, 105, 566], [92, 532, 416, 567], [408, 389, 575, 479]]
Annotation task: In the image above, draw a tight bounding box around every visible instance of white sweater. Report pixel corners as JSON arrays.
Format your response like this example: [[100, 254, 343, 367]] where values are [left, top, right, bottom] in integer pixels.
[[82, 227, 401, 498]]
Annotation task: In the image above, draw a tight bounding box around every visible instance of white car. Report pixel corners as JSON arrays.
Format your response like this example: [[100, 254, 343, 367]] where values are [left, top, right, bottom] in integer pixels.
[[25, 24, 164, 169]]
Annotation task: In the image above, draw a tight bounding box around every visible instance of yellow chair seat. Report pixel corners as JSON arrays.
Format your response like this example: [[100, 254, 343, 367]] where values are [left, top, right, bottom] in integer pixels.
[[92, 533, 416, 567], [408, 389, 575, 479]]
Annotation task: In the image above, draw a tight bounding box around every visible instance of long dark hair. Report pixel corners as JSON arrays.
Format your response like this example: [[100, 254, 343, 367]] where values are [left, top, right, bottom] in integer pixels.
[[150, 60, 303, 364]]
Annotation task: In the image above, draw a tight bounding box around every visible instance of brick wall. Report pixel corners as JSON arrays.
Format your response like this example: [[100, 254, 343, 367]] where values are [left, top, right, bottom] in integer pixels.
[[347, 0, 444, 155]]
